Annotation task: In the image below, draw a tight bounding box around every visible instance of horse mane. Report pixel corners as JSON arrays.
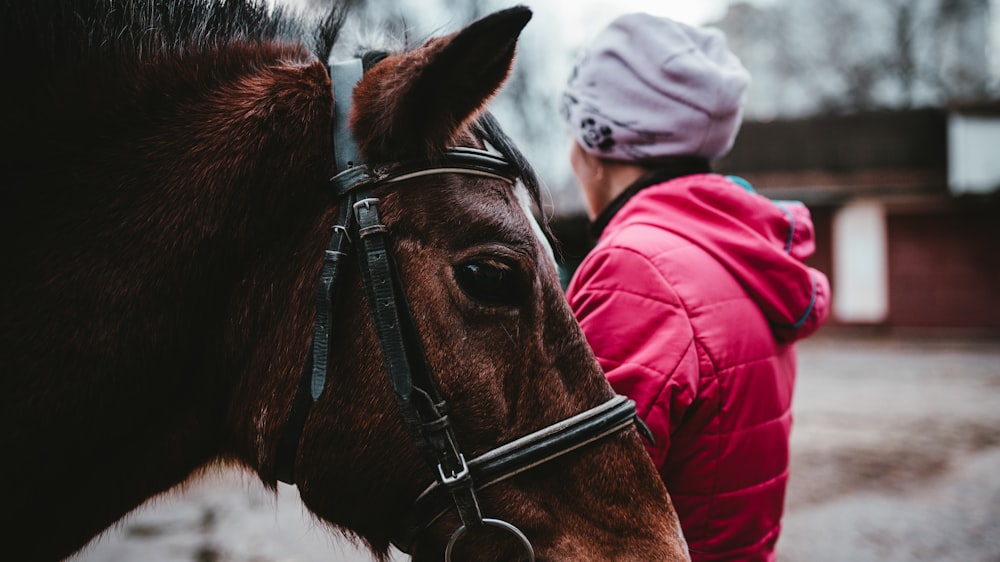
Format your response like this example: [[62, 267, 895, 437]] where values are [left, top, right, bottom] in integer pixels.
[[1, 0, 352, 67], [473, 112, 546, 218], [1, 0, 551, 235]]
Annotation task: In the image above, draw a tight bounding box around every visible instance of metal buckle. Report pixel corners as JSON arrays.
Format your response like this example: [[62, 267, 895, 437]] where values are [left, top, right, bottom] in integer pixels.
[[353, 197, 388, 237], [331, 224, 351, 242], [437, 454, 471, 487], [353, 197, 380, 212]]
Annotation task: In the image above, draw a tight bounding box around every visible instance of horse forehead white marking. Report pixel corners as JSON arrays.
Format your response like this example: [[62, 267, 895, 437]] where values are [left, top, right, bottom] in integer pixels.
[[514, 182, 557, 268]]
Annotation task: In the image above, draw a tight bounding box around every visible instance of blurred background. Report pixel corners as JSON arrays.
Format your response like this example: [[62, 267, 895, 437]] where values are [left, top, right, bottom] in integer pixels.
[[311, 0, 1000, 334], [72, 1, 1000, 561]]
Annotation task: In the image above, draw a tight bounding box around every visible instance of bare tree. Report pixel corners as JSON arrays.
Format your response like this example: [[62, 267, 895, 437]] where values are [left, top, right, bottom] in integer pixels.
[[716, 0, 996, 117]]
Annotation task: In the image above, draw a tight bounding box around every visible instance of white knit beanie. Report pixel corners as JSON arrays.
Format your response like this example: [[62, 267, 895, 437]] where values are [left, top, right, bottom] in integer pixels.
[[561, 13, 750, 161]]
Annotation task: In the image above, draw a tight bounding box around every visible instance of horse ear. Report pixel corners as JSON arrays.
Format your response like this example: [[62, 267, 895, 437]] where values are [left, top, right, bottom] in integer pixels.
[[351, 6, 532, 161]]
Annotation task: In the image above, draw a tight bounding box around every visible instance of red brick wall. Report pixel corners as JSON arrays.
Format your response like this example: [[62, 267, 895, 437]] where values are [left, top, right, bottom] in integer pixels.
[[554, 200, 1000, 332], [887, 204, 1000, 329]]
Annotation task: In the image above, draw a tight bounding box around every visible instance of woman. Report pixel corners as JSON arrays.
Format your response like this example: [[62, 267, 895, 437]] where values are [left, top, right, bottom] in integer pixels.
[[561, 13, 830, 561]]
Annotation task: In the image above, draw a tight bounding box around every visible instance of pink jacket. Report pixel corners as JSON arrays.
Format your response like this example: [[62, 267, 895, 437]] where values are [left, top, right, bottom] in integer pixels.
[[566, 174, 829, 561]]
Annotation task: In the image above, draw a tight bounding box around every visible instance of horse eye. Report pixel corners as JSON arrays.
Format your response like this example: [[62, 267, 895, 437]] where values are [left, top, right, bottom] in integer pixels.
[[453, 261, 525, 306]]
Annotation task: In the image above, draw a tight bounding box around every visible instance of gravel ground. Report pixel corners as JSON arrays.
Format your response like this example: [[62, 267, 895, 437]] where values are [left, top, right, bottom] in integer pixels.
[[69, 335, 1000, 562], [778, 336, 1000, 562]]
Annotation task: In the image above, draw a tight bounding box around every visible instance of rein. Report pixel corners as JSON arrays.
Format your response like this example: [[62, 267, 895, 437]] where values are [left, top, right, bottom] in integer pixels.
[[274, 58, 644, 560]]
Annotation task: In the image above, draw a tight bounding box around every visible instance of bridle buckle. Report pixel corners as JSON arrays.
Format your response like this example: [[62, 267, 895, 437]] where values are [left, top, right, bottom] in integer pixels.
[[437, 454, 471, 487]]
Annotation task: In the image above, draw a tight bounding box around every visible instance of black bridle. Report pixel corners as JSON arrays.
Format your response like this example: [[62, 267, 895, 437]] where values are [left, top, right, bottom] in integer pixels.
[[274, 59, 646, 560]]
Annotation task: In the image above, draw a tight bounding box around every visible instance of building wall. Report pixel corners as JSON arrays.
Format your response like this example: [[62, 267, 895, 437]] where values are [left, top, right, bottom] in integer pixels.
[[886, 202, 1000, 330], [553, 196, 1000, 334], [804, 206, 835, 322], [804, 197, 1000, 333]]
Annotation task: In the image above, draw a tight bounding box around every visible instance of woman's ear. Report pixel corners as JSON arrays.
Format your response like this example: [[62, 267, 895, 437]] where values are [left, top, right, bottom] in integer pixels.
[[570, 142, 608, 219], [571, 142, 605, 184], [589, 152, 606, 183]]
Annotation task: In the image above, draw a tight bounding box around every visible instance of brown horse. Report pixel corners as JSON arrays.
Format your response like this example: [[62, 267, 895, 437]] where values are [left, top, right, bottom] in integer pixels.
[[0, 1, 688, 560]]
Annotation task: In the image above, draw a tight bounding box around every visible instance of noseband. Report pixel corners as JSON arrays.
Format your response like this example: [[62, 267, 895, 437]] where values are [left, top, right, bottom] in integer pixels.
[[275, 59, 646, 559]]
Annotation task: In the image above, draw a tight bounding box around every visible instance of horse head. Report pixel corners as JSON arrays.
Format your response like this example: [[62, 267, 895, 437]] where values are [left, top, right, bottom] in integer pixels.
[[254, 8, 689, 560], [1, 2, 688, 560]]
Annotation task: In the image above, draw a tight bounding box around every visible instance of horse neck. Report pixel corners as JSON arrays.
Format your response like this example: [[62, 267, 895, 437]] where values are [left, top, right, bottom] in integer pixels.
[[1, 40, 337, 559]]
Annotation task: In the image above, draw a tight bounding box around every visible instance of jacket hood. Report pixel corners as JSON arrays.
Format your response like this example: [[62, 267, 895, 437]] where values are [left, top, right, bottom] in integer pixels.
[[604, 173, 829, 342]]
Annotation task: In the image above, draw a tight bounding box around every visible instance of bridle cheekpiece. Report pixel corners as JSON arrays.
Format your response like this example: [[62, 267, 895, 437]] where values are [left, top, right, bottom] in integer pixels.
[[275, 58, 645, 561]]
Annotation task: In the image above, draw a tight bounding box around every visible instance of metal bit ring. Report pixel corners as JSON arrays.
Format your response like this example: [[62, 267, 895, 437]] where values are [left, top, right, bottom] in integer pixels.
[[444, 518, 535, 562]]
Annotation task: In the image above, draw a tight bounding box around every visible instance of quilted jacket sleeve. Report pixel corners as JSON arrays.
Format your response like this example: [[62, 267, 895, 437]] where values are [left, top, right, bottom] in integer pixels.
[[566, 245, 700, 469]]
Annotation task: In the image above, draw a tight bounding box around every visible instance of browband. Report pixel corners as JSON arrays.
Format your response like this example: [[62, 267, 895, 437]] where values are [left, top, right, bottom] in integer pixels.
[[330, 146, 517, 196]]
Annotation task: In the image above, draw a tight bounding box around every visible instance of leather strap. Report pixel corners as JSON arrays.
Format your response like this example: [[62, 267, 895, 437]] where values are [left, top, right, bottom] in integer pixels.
[[310, 197, 354, 400], [274, 354, 314, 484], [330, 147, 516, 199], [274, 59, 363, 485], [331, 59, 364, 171], [392, 395, 641, 552], [274, 194, 354, 484], [352, 191, 485, 530], [278, 58, 638, 555]]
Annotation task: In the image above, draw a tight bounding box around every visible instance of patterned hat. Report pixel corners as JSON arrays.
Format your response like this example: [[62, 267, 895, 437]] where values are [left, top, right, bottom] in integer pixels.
[[561, 13, 750, 161]]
